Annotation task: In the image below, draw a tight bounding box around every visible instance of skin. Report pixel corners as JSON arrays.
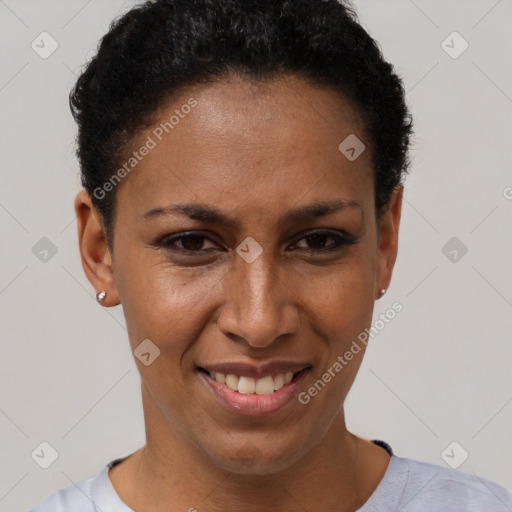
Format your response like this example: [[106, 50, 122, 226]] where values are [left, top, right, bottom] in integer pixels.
[[75, 74, 402, 512]]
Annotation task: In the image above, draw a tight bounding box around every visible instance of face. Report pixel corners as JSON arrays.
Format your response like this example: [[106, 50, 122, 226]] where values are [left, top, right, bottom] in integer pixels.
[[76, 74, 402, 475]]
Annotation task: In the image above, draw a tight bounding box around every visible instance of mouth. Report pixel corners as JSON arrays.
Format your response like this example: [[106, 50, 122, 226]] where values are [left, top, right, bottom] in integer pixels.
[[196, 364, 312, 417]]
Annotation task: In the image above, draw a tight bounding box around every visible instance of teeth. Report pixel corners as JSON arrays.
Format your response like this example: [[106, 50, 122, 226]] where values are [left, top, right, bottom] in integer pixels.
[[273, 373, 284, 391], [225, 374, 239, 391], [238, 376, 255, 394], [255, 376, 275, 395], [207, 370, 301, 394]]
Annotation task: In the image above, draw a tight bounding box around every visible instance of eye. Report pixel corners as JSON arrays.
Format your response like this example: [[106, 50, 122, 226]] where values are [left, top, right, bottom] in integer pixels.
[[155, 229, 358, 258], [156, 232, 219, 256], [290, 230, 358, 253]]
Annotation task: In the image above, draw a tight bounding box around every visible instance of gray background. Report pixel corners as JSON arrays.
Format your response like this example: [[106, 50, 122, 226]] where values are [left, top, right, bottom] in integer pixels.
[[0, 0, 511, 510]]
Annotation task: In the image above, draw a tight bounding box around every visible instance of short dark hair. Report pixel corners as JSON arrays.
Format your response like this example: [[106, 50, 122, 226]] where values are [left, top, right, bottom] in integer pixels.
[[70, 0, 413, 252]]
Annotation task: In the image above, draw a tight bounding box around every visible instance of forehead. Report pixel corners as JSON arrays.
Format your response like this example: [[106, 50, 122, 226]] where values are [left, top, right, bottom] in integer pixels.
[[116, 74, 373, 222]]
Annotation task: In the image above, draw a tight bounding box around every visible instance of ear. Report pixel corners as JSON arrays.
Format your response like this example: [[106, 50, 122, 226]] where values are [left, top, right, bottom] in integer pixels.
[[74, 190, 120, 306], [375, 185, 403, 300]]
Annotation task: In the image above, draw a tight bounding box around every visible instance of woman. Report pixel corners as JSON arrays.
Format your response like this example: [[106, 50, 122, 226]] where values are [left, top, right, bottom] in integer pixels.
[[29, 0, 512, 510]]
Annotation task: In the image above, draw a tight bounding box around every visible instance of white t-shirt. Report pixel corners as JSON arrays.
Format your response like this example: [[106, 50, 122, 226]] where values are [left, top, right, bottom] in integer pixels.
[[28, 441, 512, 511]]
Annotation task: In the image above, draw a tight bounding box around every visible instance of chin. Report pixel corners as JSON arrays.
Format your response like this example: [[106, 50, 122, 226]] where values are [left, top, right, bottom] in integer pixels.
[[200, 432, 307, 475]]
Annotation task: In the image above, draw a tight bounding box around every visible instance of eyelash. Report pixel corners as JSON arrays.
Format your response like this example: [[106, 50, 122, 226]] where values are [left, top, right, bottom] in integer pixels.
[[155, 230, 358, 257]]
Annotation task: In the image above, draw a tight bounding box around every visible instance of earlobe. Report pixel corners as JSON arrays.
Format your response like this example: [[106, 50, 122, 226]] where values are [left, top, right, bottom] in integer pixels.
[[74, 190, 120, 307], [375, 185, 403, 300]]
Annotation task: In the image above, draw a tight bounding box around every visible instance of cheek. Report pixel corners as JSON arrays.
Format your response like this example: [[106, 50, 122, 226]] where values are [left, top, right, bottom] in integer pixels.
[[114, 261, 219, 420], [294, 257, 375, 403], [298, 257, 375, 340], [116, 256, 223, 353]]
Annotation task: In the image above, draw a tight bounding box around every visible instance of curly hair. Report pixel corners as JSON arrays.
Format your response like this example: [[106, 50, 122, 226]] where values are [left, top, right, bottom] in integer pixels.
[[70, 0, 413, 252]]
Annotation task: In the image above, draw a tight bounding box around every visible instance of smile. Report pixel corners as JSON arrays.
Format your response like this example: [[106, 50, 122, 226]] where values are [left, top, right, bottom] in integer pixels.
[[207, 370, 294, 395], [197, 365, 311, 417]]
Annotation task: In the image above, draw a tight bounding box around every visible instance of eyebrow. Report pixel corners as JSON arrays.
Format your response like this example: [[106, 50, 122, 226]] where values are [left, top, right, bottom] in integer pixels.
[[140, 199, 363, 227]]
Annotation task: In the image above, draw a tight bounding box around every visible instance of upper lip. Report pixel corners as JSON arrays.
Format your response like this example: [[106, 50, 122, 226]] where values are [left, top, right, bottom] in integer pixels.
[[199, 361, 311, 379]]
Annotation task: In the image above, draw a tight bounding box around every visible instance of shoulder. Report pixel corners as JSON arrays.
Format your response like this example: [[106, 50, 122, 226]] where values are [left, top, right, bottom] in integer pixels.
[[27, 466, 105, 512], [395, 456, 512, 511]]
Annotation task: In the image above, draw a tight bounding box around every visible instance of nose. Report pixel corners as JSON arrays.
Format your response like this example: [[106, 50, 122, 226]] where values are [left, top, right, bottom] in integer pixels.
[[217, 249, 300, 349]]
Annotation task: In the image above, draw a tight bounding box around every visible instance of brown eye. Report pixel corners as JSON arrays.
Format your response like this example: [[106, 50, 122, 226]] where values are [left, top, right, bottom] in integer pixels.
[[175, 234, 209, 251], [291, 230, 358, 253], [155, 229, 358, 259], [156, 232, 220, 256]]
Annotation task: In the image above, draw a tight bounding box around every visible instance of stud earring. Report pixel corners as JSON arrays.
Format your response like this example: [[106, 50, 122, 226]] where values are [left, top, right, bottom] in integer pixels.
[[96, 291, 107, 303], [379, 288, 387, 299]]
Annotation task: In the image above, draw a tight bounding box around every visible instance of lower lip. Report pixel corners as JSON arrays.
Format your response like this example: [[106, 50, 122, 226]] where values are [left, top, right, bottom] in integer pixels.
[[199, 369, 310, 417]]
